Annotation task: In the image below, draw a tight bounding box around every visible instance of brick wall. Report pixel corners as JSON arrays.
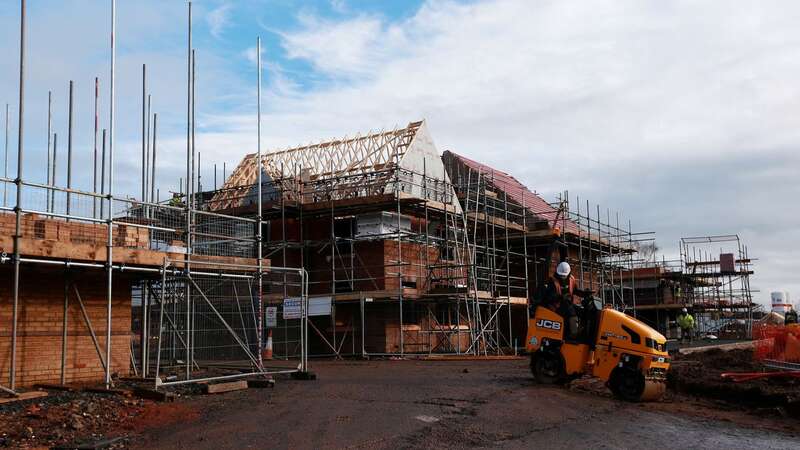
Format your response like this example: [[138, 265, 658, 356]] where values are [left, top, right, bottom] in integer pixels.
[[383, 240, 440, 292], [0, 266, 132, 387]]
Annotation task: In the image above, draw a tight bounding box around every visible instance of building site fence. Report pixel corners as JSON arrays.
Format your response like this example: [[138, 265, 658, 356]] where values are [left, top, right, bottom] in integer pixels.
[[753, 324, 800, 371], [0, 174, 310, 391], [140, 262, 308, 387], [0, 1, 315, 396]]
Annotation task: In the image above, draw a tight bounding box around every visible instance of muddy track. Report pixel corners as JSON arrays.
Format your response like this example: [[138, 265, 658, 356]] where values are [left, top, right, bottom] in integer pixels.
[[3, 358, 796, 449], [129, 359, 799, 450]]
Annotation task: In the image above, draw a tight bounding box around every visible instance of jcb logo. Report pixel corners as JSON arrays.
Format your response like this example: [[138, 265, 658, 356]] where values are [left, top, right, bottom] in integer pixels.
[[536, 319, 562, 331]]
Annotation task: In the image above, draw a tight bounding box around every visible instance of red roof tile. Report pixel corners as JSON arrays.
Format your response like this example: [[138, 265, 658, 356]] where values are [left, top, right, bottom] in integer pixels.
[[443, 151, 581, 234]]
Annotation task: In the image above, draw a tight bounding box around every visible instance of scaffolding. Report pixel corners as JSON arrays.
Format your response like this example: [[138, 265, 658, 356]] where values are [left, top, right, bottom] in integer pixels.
[[679, 235, 756, 339], [1, 1, 309, 395], [205, 123, 492, 356], [202, 133, 647, 358], [1, 2, 659, 398], [614, 256, 692, 337]]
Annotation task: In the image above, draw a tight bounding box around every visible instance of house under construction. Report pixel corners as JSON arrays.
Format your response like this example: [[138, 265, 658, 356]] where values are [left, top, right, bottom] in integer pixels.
[[615, 235, 757, 339], [203, 120, 642, 357], [1, 1, 760, 398], [1, 0, 640, 392], [679, 235, 757, 338]]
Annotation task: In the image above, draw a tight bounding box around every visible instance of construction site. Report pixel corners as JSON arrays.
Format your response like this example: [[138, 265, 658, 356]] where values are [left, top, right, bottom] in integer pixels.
[[1, 1, 798, 449]]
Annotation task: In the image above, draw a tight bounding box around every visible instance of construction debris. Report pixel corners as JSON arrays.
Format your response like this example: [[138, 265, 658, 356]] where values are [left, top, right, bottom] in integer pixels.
[[0, 391, 47, 405], [0, 390, 147, 448], [202, 380, 248, 395], [131, 387, 176, 402], [51, 436, 125, 450], [669, 348, 800, 414], [678, 340, 756, 355], [0, 378, 217, 448]]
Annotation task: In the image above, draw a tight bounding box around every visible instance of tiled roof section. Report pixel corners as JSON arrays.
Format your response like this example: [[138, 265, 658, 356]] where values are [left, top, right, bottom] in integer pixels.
[[444, 151, 581, 235]]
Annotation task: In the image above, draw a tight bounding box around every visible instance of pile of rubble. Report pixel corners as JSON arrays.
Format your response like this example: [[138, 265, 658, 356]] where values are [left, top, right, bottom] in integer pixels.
[[669, 348, 800, 415], [0, 390, 149, 448], [0, 375, 266, 448]]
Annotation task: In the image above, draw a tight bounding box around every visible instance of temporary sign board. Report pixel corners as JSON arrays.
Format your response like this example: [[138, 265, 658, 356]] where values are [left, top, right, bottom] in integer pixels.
[[283, 297, 302, 320], [265, 306, 278, 328], [308, 296, 332, 317], [282, 297, 332, 319]]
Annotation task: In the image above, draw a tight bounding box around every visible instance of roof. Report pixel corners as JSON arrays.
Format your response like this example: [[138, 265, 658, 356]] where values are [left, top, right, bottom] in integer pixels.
[[209, 122, 422, 210], [256, 121, 422, 180], [442, 151, 581, 234], [209, 121, 461, 213]]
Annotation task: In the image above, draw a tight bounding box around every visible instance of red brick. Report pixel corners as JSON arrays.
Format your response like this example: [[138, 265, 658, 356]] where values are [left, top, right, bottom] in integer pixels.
[[0, 266, 132, 387]]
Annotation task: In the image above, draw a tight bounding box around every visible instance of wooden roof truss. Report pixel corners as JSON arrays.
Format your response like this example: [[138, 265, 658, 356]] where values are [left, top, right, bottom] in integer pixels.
[[210, 122, 423, 210]]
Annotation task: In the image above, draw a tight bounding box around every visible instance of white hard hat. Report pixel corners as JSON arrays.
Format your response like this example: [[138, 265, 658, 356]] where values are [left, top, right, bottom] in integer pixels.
[[556, 262, 571, 278], [681, 307, 688, 313]]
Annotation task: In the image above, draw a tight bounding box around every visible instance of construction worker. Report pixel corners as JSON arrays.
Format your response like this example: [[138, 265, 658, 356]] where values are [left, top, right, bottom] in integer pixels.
[[677, 307, 695, 344], [168, 193, 184, 207], [785, 308, 798, 325], [539, 262, 588, 340]]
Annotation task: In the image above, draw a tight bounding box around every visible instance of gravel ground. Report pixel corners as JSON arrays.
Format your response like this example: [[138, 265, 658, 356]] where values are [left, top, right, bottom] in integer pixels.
[[2, 358, 797, 449], [128, 358, 800, 450]]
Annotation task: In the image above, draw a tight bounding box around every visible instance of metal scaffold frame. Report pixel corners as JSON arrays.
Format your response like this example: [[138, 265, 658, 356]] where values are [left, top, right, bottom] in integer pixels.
[[560, 192, 656, 312], [1, 1, 310, 394], [679, 234, 756, 339], [202, 128, 521, 357], [1, 2, 658, 396], [206, 147, 487, 357], [196, 137, 648, 359]]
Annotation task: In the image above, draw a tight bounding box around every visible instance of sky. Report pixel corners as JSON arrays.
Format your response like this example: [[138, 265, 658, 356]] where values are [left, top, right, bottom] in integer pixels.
[[0, 0, 798, 307]]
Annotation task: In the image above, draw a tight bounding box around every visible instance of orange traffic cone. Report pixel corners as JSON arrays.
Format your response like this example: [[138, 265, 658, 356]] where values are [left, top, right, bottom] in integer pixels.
[[263, 329, 273, 360]]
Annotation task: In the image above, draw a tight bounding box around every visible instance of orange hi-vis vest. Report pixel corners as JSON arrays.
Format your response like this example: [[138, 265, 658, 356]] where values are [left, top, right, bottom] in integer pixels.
[[551, 275, 578, 304]]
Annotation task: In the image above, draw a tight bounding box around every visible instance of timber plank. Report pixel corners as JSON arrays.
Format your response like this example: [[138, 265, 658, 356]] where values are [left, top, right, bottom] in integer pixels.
[[0, 391, 48, 404], [203, 380, 248, 394]]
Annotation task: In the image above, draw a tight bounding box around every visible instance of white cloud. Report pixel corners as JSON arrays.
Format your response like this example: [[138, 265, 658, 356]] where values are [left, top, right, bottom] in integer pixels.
[[207, 3, 232, 39], [2, 0, 798, 305], [278, 12, 404, 78], [230, 0, 800, 305], [330, 0, 348, 14]]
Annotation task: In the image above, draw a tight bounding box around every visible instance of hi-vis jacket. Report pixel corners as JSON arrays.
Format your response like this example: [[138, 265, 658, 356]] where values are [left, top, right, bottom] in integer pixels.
[[677, 313, 695, 330]]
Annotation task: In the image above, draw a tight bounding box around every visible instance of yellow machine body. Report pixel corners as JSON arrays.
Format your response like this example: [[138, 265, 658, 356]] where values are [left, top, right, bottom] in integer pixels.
[[526, 305, 670, 401]]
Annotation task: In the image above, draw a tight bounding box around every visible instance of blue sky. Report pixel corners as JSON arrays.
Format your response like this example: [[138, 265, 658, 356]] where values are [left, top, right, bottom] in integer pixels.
[[191, 0, 428, 106], [1, 0, 799, 305]]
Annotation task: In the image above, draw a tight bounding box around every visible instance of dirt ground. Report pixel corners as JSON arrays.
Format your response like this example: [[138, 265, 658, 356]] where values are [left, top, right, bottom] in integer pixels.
[[2, 358, 798, 449], [670, 348, 800, 414], [0, 387, 196, 448]]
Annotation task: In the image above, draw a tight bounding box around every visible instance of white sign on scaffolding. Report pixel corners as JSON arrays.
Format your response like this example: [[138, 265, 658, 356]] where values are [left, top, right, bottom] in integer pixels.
[[308, 296, 332, 317], [265, 306, 278, 328], [283, 297, 303, 320]]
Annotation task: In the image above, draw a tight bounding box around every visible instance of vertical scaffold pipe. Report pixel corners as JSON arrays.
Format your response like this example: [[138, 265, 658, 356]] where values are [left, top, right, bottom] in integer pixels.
[[150, 113, 157, 204], [3, 103, 8, 208], [100, 129, 106, 218], [66, 80, 73, 219], [184, 2, 192, 381], [256, 36, 264, 369], [141, 64, 146, 203], [105, 0, 116, 389], [10, 0, 27, 391], [48, 93, 54, 212], [46, 93, 51, 210], [145, 95, 151, 204], [93, 77, 99, 217]]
